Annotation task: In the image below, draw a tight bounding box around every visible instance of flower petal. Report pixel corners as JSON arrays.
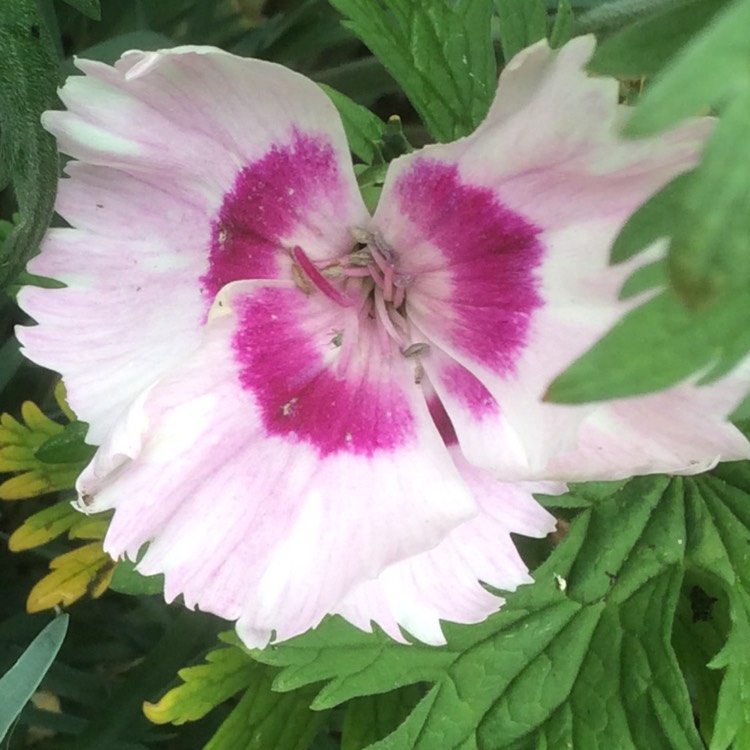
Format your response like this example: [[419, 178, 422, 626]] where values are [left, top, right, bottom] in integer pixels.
[[373, 36, 718, 476], [336, 441, 560, 645], [19, 46, 368, 442], [549, 371, 750, 480], [76, 281, 476, 646]]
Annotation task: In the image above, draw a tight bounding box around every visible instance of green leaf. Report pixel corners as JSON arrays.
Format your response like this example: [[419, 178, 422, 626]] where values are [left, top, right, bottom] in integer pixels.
[[204, 665, 328, 750], [618, 259, 666, 299], [665, 91, 750, 307], [589, 0, 730, 78], [319, 84, 386, 164], [546, 288, 750, 402], [58, 0, 101, 21], [109, 560, 165, 596], [0, 615, 69, 742], [341, 686, 423, 750], [145, 635, 257, 725], [261, 476, 710, 749], [496, 0, 547, 60], [609, 172, 693, 264], [0, 0, 60, 289], [625, 0, 750, 137], [549, 0, 575, 48], [35, 421, 96, 464], [329, 0, 496, 141], [682, 464, 750, 749]]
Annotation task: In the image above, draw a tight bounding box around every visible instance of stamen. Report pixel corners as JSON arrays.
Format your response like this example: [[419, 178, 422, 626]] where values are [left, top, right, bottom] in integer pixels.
[[374, 291, 404, 345], [401, 342, 430, 358], [290, 246, 354, 308]]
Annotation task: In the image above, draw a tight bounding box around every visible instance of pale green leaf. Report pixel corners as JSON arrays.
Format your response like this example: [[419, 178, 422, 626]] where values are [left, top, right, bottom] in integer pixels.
[[145, 637, 257, 725]]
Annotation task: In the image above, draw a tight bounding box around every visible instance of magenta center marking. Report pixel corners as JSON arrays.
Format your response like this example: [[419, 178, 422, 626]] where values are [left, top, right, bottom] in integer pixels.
[[232, 287, 415, 457], [201, 128, 344, 303], [395, 158, 544, 375]]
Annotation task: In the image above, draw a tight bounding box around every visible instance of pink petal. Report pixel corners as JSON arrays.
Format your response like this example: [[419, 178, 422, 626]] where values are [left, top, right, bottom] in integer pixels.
[[19, 46, 367, 442], [549, 370, 750, 480], [336, 445, 560, 645], [76, 281, 476, 646], [373, 36, 722, 477]]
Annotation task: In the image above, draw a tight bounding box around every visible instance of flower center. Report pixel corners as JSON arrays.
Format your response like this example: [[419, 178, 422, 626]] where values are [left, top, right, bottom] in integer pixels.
[[291, 228, 429, 381]]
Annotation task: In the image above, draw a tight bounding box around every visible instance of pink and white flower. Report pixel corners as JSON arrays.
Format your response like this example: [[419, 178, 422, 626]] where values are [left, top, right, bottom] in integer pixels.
[[17, 36, 750, 647]]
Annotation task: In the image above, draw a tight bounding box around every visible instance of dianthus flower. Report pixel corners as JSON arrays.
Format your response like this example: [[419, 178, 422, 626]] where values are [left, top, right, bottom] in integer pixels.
[[17, 36, 750, 647]]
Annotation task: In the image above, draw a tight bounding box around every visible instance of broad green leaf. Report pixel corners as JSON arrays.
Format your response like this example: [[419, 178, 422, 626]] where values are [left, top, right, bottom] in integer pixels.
[[252, 617, 452, 710], [546, 288, 750, 402], [625, 0, 750, 137], [109, 560, 165, 596], [549, 1, 575, 48], [682, 464, 750, 748], [618, 259, 666, 299], [0, 0, 59, 289], [0, 615, 69, 743], [58, 0, 101, 20], [260, 468, 750, 749], [204, 665, 328, 750], [609, 172, 693, 264], [665, 91, 750, 307], [319, 84, 386, 164], [584, 0, 727, 61], [145, 635, 257, 725], [257, 477, 706, 749], [329, 0, 496, 141], [496, 0, 547, 60], [342, 686, 423, 750]]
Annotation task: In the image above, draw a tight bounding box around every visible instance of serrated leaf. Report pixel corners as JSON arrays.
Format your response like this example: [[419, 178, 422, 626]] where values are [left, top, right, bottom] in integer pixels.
[[0, 0, 59, 289], [546, 289, 750, 402], [588, 0, 729, 77], [665, 91, 750, 307], [320, 84, 386, 164], [144, 638, 257, 725], [260, 476, 732, 749], [342, 686, 423, 750], [609, 172, 692, 264], [27, 542, 114, 612], [252, 617, 452, 710], [204, 665, 328, 750], [0, 615, 69, 743], [625, 0, 750, 137], [681, 464, 750, 748], [58, 0, 101, 20], [496, 0, 547, 60], [329, 0, 496, 142], [109, 560, 165, 596]]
